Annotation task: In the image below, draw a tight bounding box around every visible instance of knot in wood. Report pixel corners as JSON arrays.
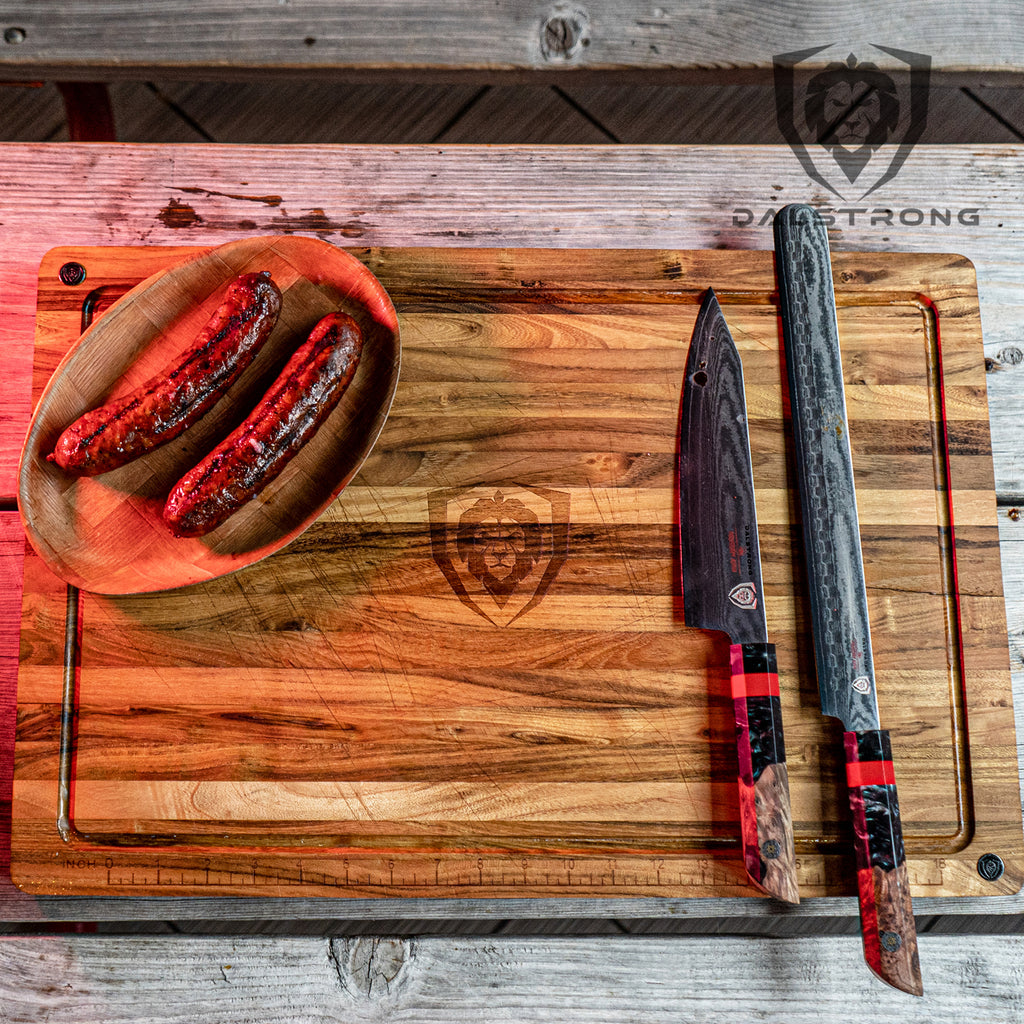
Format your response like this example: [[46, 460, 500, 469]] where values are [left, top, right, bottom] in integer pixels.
[[331, 937, 414, 1001], [540, 5, 590, 62]]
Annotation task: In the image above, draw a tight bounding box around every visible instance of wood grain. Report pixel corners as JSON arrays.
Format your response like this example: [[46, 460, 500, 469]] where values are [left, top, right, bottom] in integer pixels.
[[4, 2, 1024, 80], [10, 244, 1020, 900], [0, 512, 24, 884], [2, 934, 1024, 1021]]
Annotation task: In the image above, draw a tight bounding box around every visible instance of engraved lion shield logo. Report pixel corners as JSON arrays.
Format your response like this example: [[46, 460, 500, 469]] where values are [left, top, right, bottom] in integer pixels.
[[428, 486, 570, 626]]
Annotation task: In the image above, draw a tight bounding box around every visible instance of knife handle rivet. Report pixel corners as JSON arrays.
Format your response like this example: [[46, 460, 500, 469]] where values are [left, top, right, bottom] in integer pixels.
[[879, 931, 902, 953], [693, 370, 708, 387], [761, 839, 781, 860], [977, 853, 1005, 881]]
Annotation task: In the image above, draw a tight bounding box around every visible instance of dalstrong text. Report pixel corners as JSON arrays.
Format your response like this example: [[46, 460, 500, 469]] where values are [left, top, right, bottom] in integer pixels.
[[732, 207, 980, 228]]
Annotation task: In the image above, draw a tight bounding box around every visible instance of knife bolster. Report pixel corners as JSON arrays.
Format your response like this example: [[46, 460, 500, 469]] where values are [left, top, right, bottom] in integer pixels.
[[730, 643, 785, 781], [843, 728, 923, 995]]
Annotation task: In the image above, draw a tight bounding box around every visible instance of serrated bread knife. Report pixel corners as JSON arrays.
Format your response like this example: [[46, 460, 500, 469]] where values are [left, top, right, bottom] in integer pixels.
[[774, 203, 923, 995]]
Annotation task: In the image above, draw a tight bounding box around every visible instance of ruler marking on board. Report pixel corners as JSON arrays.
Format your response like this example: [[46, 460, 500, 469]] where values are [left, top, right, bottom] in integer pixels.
[[53, 852, 734, 892]]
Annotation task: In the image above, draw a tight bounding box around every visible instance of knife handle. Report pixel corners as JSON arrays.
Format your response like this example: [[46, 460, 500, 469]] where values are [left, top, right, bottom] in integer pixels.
[[730, 642, 799, 903], [843, 729, 923, 996]]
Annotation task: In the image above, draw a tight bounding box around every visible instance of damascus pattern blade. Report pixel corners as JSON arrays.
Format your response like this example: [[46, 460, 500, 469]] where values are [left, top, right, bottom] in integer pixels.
[[773, 204, 880, 733]]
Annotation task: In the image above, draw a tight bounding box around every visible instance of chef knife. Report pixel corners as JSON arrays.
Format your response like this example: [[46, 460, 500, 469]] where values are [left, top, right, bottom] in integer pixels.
[[774, 203, 923, 995], [679, 288, 799, 904]]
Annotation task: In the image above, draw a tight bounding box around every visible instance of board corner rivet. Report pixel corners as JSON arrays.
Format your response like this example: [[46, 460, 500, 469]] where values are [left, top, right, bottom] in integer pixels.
[[59, 261, 87, 286], [978, 853, 1004, 881]]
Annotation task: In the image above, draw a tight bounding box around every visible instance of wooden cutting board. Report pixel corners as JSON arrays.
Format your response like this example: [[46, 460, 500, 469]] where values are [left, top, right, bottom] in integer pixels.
[[11, 244, 1023, 899]]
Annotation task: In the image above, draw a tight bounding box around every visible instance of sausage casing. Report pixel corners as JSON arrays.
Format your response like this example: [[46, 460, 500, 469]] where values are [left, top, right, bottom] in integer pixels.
[[50, 270, 282, 476], [163, 311, 363, 538]]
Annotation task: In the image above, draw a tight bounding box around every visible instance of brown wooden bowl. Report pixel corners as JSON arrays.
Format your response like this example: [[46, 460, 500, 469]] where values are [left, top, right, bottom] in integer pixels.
[[18, 235, 401, 594]]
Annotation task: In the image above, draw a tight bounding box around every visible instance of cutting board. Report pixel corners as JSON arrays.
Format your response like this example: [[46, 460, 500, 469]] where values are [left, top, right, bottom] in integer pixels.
[[12, 244, 1023, 899]]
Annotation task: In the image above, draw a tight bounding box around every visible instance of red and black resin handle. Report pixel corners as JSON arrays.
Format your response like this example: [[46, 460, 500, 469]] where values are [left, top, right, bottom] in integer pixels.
[[843, 729, 923, 995], [730, 642, 799, 904]]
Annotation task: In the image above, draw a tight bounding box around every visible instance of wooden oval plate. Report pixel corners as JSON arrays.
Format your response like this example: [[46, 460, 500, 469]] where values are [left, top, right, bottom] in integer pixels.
[[18, 235, 401, 594]]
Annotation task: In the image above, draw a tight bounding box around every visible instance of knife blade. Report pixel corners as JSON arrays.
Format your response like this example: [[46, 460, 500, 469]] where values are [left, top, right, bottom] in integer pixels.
[[774, 203, 923, 995], [679, 288, 799, 904]]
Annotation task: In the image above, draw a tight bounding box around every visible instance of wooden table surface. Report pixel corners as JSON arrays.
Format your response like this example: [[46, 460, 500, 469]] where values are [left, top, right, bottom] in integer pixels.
[[1, 141, 1023, 1018], [1, 1, 1024, 82]]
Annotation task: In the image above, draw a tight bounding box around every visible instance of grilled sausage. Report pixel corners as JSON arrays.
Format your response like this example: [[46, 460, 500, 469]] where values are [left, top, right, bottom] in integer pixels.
[[163, 311, 363, 538], [50, 271, 282, 476]]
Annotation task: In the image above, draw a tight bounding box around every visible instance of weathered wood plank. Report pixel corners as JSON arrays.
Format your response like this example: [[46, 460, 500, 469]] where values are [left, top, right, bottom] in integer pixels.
[[0, 83, 64, 141], [3, 2, 1024, 80], [136, 82, 611, 146], [965, 85, 1024, 138], [565, 84, 1024, 144], [152, 80, 490, 144], [5, 888, 1024, 924], [1, 934, 1023, 1020], [101, 82, 211, 143], [433, 85, 611, 143], [565, 83, 785, 143], [6, 81, 1024, 149]]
